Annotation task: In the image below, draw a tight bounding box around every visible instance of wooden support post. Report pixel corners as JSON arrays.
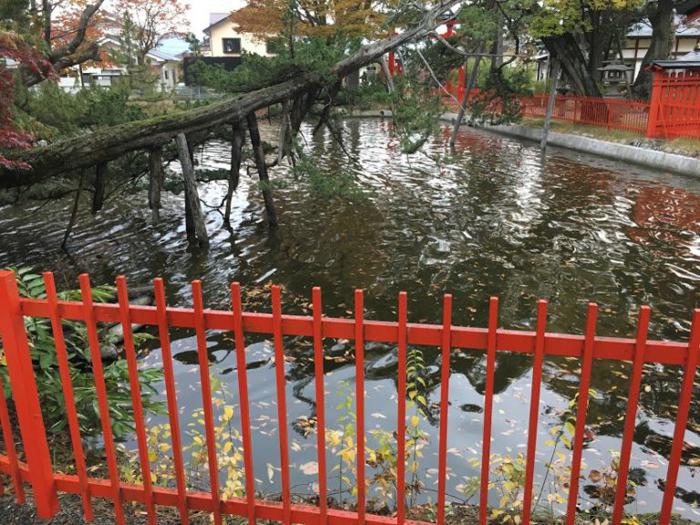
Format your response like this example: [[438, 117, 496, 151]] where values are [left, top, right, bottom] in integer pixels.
[[0, 271, 59, 519], [92, 162, 106, 214], [183, 188, 195, 242], [380, 57, 395, 93], [224, 121, 245, 227], [148, 147, 163, 225], [541, 58, 561, 149], [246, 112, 279, 227], [450, 53, 483, 150], [176, 133, 209, 248], [62, 171, 85, 250], [277, 100, 290, 165]]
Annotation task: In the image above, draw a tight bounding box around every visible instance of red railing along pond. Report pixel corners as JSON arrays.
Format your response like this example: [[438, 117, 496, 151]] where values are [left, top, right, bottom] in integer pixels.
[[0, 269, 698, 525], [519, 95, 651, 135]]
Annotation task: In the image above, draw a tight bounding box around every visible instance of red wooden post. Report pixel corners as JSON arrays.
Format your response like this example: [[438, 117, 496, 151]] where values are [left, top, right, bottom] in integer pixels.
[[0, 373, 25, 503], [521, 300, 547, 525], [479, 297, 499, 525], [231, 283, 256, 524], [659, 309, 700, 524], [354, 289, 366, 525], [153, 278, 190, 525], [458, 65, 466, 104], [271, 286, 291, 525], [44, 272, 92, 520], [311, 287, 328, 525], [0, 270, 59, 519], [436, 294, 452, 525], [646, 70, 664, 138], [396, 292, 408, 525], [388, 52, 396, 77], [192, 280, 223, 525], [79, 274, 125, 525], [566, 304, 598, 525], [116, 276, 156, 525], [612, 307, 651, 525]]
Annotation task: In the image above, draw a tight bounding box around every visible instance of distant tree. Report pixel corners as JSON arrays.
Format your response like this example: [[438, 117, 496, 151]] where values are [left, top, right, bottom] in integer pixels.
[[632, 0, 676, 98], [1, 0, 108, 165], [230, 0, 394, 57], [185, 32, 202, 56], [0, 31, 53, 168], [35, 0, 106, 84], [530, 0, 644, 97], [114, 0, 188, 64]]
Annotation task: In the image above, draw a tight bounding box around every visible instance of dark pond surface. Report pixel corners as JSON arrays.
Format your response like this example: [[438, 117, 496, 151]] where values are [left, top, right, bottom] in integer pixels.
[[0, 119, 699, 519]]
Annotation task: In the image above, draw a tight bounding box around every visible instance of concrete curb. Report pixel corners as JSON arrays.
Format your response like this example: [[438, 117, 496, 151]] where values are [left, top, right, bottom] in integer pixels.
[[342, 109, 700, 179]]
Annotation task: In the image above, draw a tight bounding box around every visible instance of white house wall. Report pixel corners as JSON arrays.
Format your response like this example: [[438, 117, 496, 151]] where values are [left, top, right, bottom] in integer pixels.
[[208, 22, 272, 57]]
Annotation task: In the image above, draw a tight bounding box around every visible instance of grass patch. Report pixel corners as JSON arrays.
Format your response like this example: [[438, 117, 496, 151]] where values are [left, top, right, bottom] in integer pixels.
[[519, 117, 700, 158]]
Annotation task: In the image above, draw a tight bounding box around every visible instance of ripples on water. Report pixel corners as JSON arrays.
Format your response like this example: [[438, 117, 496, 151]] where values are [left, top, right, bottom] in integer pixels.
[[0, 120, 698, 518]]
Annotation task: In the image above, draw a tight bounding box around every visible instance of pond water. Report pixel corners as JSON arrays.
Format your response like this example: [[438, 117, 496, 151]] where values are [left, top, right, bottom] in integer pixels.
[[0, 119, 699, 519]]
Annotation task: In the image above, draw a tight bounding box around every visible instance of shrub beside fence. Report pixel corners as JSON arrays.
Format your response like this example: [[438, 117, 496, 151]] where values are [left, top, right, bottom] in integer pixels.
[[0, 269, 698, 525]]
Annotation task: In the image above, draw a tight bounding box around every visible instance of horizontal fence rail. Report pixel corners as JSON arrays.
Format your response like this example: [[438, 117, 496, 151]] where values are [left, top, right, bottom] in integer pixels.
[[0, 270, 698, 525]]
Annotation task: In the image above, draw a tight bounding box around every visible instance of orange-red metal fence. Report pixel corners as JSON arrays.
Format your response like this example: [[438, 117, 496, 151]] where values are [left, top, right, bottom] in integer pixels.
[[0, 269, 698, 525], [519, 95, 651, 135]]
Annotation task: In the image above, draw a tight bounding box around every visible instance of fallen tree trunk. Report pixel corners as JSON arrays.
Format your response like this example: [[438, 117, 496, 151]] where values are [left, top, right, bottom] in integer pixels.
[[1, 0, 461, 188]]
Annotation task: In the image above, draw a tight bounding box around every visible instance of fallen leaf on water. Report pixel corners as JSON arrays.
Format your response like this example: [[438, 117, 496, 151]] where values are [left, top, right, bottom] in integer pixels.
[[300, 461, 319, 475]]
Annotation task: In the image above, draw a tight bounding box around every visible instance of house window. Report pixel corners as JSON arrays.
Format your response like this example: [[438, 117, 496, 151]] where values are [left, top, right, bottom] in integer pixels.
[[222, 38, 241, 54], [164, 69, 169, 80]]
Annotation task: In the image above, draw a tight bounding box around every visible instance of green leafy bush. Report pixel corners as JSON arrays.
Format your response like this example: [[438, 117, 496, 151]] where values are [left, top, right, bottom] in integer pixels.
[[0, 268, 165, 440], [188, 38, 346, 94], [21, 83, 145, 140]]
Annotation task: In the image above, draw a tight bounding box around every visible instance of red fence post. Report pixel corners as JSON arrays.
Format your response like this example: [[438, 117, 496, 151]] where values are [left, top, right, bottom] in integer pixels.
[[0, 270, 59, 519], [646, 70, 664, 138], [458, 65, 466, 104], [659, 309, 700, 524]]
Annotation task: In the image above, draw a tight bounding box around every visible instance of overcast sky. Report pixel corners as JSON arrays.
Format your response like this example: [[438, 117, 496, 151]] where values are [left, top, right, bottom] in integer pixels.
[[187, 0, 246, 36]]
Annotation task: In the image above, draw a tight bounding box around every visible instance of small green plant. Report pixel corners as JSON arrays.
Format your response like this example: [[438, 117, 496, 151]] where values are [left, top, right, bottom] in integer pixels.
[[326, 381, 360, 502], [585, 453, 643, 514], [406, 347, 431, 417], [489, 452, 527, 523], [146, 377, 245, 497]]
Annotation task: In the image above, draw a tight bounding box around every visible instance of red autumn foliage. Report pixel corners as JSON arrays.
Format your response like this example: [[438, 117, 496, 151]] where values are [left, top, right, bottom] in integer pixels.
[[0, 31, 54, 170]]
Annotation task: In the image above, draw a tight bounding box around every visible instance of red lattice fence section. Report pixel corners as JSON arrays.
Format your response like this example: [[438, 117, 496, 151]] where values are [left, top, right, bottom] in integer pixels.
[[520, 95, 651, 136], [647, 70, 700, 139], [0, 269, 698, 525]]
